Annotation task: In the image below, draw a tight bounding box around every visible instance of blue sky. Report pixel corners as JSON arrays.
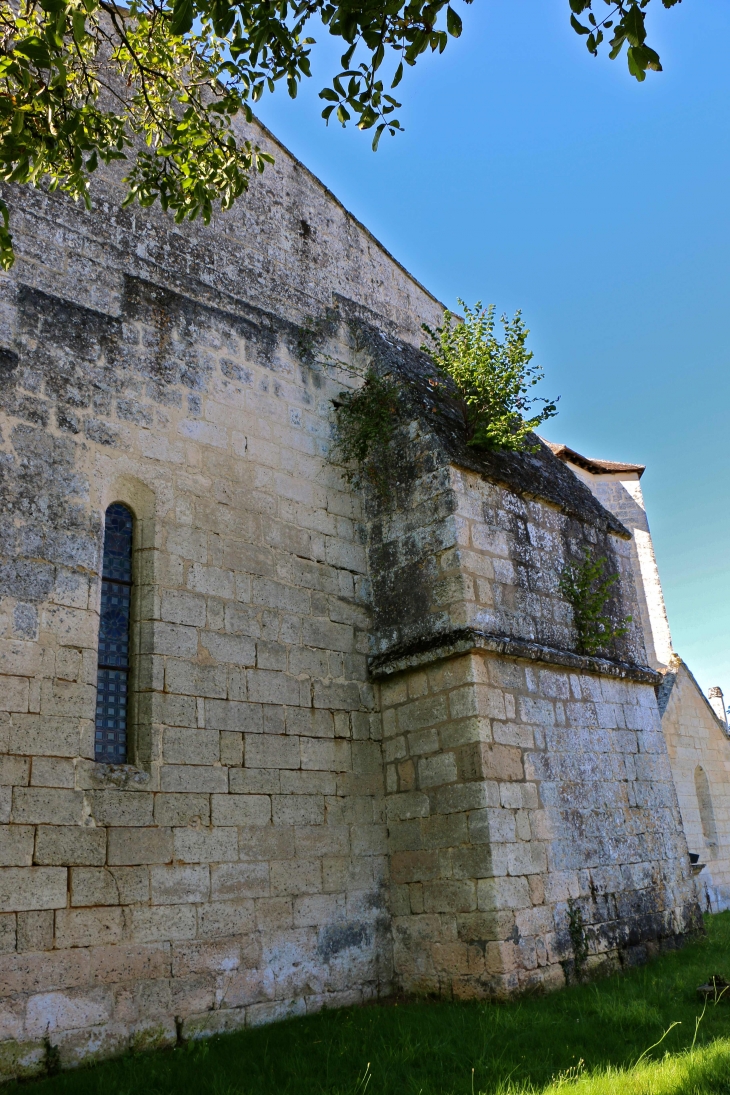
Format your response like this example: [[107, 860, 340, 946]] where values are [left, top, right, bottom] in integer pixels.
[[256, 0, 730, 709]]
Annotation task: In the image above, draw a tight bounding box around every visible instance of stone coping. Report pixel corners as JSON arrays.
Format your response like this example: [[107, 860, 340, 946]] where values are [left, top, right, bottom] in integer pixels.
[[368, 627, 662, 684]]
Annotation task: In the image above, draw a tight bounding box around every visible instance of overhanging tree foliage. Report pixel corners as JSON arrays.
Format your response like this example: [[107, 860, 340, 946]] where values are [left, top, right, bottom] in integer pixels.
[[568, 0, 679, 80], [0, 0, 680, 269]]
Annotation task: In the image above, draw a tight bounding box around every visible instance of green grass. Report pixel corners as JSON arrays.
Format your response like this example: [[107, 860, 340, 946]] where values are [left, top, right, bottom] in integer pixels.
[[14, 913, 730, 1095]]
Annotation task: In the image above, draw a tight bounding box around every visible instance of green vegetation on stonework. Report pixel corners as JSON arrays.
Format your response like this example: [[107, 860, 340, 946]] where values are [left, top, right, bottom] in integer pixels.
[[14, 913, 730, 1095], [329, 303, 557, 492], [422, 302, 558, 452], [560, 546, 632, 656], [328, 368, 400, 492]]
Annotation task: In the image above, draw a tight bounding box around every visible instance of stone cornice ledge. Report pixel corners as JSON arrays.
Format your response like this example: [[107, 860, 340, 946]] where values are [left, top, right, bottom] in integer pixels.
[[368, 627, 661, 685]]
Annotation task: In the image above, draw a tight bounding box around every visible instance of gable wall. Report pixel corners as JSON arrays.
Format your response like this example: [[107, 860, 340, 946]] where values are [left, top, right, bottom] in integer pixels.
[[661, 664, 730, 911]]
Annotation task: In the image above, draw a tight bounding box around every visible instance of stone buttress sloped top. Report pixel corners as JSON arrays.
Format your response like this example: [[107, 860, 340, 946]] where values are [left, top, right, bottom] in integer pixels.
[[346, 313, 630, 539]]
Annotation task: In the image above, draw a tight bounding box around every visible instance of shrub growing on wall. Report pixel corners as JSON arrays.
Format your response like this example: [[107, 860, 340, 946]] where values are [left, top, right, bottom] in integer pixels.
[[422, 301, 558, 451], [328, 300, 558, 491]]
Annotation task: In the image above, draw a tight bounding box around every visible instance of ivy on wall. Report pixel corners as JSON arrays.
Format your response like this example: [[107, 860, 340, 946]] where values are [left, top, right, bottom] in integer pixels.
[[560, 547, 632, 656], [327, 369, 400, 492]]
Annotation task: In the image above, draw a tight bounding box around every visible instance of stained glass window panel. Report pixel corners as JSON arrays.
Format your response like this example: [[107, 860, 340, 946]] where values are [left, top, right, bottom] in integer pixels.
[[95, 503, 133, 764], [102, 503, 133, 582], [95, 669, 128, 761], [98, 581, 131, 668]]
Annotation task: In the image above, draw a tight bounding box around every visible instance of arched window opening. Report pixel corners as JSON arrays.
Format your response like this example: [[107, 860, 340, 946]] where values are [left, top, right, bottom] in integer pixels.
[[695, 765, 718, 848], [95, 503, 134, 764]]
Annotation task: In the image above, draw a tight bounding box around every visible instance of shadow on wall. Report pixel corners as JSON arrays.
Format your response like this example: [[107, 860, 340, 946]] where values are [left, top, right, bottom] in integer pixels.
[[696, 765, 718, 850]]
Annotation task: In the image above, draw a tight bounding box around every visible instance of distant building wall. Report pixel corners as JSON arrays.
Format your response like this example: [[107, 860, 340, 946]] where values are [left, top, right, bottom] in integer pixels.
[[562, 464, 673, 670], [660, 662, 730, 912]]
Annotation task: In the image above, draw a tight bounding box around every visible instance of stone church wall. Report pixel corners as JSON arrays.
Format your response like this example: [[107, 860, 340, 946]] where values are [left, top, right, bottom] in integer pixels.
[[0, 120, 701, 1081], [551, 448, 730, 914], [363, 441, 698, 998], [660, 661, 730, 912], [0, 124, 446, 1079], [382, 653, 687, 997]]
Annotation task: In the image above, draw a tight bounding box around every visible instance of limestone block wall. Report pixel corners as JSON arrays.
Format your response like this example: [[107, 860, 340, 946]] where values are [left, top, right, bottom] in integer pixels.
[[380, 650, 698, 997], [0, 115, 705, 1082], [5, 115, 443, 350], [0, 297, 391, 1077], [554, 452, 730, 912], [368, 437, 645, 669], [660, 661, 730, 911], [367, 460, 699, 998], [449, 468, 643, 660], [0, 126, 448, 1079]]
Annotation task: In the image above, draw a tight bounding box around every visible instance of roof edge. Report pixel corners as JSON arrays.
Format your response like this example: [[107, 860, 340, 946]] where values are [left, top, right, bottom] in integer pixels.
[[659, 655, 730, 735], [248, 114, 446, 317], [545, 441, 645, 478]]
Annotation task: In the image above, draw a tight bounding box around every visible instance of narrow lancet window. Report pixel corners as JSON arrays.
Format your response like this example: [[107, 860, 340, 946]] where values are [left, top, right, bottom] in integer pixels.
[[95, 503, 134, 764]]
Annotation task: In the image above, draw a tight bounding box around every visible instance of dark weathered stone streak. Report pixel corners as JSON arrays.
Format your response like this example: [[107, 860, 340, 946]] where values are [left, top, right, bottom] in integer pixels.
[[0, 269, 327, 604]]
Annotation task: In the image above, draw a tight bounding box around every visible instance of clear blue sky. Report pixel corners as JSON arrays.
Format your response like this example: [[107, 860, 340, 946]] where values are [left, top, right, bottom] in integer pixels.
[[255, 0, 730, 709]]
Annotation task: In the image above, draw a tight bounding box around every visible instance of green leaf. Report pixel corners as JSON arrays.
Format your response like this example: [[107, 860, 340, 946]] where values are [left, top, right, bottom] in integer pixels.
[[446, 6, 462, 37], [626, 45, 647, 79], [0, 199, 14, 270], [71, 10, 87, 43], [319, 87, 339, 101], [622, 3, 646, 45], [608, 31, 626, 58], [641, 44, 662, 70], [14, 36, 52, 67], [169, 0, 194, 36], [570, 14, 590, 35]]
